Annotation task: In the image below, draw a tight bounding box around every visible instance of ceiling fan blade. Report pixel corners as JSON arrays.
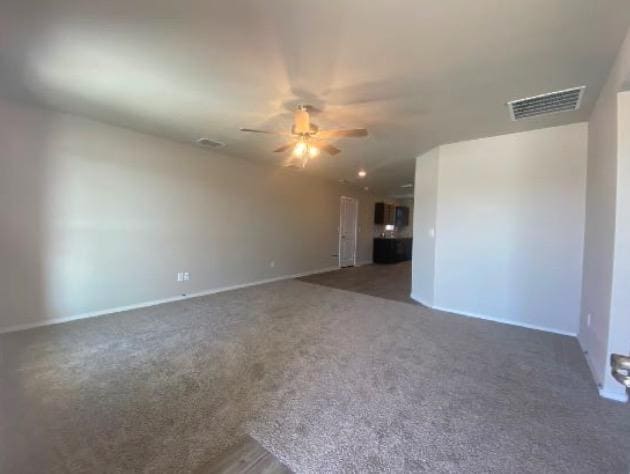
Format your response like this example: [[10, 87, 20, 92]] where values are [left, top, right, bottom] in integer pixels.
[[317, 128, 368, 138], [315, 142, 341, 156], [273, 143, 295, 153], [240, 128, 287, 136]]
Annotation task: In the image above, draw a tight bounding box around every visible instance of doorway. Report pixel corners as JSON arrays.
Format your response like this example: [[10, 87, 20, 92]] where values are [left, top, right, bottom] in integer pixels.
[[339, 196, 358, 267]]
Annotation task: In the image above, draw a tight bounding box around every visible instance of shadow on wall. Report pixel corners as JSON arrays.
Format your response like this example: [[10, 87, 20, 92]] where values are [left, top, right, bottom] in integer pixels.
[[504, 146, 585, 332], [0, 99, 51, 330]]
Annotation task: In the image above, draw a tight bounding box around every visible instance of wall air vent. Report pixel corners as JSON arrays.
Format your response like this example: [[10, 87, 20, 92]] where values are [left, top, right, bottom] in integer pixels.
[[196, 137, 225, 148], [507, 86, 585, 121]]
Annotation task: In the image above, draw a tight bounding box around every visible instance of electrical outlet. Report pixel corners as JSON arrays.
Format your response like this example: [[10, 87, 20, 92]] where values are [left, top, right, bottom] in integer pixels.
[[177, 272, 184, 282], [587, 313, 592, 327], [269, 260, 276, 268], [183, 272, 190, 281]]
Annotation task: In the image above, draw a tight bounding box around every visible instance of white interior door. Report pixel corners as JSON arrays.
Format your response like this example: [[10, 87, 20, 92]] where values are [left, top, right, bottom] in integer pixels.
[[339, 196, 358, 267]]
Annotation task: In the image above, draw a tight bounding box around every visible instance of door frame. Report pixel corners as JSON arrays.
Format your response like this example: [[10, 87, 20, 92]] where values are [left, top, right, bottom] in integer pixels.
[[338, 196, 359, 268]]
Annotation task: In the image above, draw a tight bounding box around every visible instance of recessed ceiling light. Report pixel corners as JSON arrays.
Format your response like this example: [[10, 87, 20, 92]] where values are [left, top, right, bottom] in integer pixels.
[[363, 186, 369, 191], [400, 183, 413, 188], [358, 169, 367, 178]]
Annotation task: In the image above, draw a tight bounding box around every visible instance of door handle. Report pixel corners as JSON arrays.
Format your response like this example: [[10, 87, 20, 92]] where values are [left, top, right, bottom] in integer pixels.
[[611, 353, 630, 388]]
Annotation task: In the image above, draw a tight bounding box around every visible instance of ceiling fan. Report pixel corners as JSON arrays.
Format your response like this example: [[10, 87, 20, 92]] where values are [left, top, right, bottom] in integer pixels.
[[240, 105, 368, 167]]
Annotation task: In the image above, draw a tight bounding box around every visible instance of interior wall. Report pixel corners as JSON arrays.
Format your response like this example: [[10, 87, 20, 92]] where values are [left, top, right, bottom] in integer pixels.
[[410, 147, 439, 306], [606, 91, 630, 398], [412, 124, 587, 335], [434, 124, 587, 334], [0, 98, 382, 332], [579, 28, 630, 401]]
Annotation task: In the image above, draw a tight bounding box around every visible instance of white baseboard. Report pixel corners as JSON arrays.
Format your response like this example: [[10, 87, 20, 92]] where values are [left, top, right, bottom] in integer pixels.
[[599, 386, 629, 403], [409, 294, 576, 337], [577, 339, 628, 403], [409, 292, 431, 307], [578, 337, 602, 386], [427, 304, 577, 337], [0, 266, 339, 335], [417, 300, 627, 401]]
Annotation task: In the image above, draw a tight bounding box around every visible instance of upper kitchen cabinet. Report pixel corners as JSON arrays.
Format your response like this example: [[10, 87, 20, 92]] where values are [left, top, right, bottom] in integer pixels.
[[395, 206, 410, 227], [374, 202, 396, 225]]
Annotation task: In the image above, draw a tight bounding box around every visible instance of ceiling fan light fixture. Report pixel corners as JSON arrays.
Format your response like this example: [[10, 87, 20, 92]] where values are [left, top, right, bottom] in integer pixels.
[[293, 141, 307, 157], [308, 145, 319, 158]]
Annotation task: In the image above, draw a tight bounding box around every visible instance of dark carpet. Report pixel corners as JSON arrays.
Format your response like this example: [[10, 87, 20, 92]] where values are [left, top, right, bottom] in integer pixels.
[[299, 261, 416, 304]]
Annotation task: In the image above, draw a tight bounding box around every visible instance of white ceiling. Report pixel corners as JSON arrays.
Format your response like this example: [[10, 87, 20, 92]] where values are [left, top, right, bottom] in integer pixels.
[[1, 0, 629, 195]]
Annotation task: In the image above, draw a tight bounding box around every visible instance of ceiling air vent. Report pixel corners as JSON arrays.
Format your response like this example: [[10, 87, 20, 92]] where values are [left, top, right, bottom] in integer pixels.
[[507, 86, 585, 121], [196, 137, 225, 148]]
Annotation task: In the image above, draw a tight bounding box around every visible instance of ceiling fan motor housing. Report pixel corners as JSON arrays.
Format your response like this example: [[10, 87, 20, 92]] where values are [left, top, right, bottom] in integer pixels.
[[293, 108, 311, 135]]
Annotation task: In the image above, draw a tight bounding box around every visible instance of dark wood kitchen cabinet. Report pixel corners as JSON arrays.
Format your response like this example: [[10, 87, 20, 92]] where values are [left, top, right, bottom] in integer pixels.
[[373, 238, 413, 263], [395, 206, 410, 227], [374, 202, 396, 225], [375, 203, 410, 227]]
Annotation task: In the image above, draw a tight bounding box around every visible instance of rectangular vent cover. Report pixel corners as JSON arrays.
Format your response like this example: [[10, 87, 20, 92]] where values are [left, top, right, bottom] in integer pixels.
[[508, 86, 585, 120]]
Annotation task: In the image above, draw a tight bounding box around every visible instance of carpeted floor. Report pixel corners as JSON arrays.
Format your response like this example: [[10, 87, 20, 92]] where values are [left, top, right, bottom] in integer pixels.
[[1, 279, 629, 473]]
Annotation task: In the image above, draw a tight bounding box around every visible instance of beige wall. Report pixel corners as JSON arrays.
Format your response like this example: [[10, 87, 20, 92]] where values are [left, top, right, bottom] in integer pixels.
[[0, 98, 381, 331], [413, 124, 588, 336]]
